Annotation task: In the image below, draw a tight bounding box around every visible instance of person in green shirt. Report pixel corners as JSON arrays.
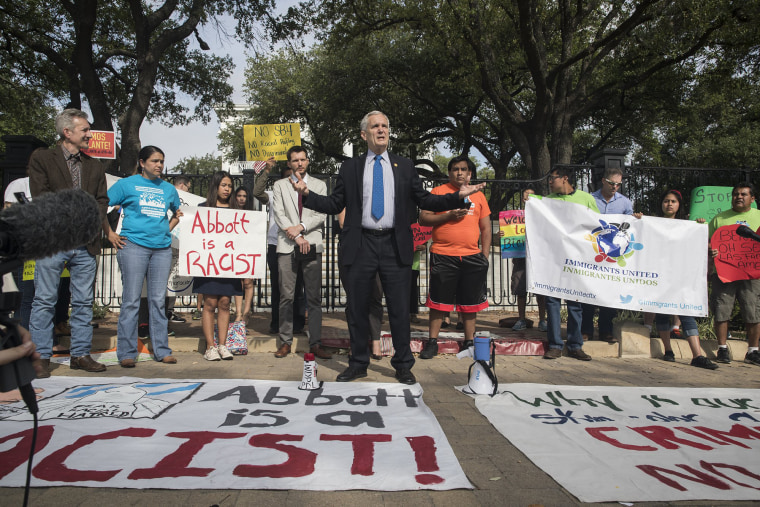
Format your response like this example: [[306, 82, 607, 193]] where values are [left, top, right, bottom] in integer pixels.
[[708, 183, 760, 366], [542, 167, 598, 361]]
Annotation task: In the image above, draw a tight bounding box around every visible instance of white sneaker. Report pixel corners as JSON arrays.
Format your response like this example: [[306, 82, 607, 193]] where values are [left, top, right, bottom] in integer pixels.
[[204, 346, 221, 361], [218, 344, 234, 360]]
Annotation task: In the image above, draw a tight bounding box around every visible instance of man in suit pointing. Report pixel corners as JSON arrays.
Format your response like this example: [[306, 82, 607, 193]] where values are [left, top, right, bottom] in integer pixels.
[[290, 111, 485, 384]]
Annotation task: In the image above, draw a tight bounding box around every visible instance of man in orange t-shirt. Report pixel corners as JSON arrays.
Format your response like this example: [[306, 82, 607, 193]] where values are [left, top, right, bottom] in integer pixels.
[[418, 155, 492, 358]]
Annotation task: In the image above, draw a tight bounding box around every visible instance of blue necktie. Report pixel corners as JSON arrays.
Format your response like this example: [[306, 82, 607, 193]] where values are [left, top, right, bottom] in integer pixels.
[[371, 155, 384, 220]]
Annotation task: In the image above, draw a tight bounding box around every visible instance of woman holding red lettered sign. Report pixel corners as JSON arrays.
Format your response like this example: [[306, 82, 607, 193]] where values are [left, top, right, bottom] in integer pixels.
[[193, 171, 243, 362]]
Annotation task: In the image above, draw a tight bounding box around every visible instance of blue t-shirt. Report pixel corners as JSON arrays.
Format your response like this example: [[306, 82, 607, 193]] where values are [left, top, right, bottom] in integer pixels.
[[108, 175, 180, 249]]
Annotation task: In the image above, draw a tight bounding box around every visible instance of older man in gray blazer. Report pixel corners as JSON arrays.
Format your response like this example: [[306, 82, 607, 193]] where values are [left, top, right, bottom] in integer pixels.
[[271, 146, 329, 358]]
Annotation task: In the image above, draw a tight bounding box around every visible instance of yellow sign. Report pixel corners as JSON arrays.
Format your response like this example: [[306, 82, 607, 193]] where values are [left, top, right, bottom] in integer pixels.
[[243, 123, 301, 161], [23, 260, 71, 281]]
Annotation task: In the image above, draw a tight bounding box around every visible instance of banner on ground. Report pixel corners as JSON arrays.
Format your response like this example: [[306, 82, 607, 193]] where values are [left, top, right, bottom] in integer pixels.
[[0, 377, 470, 491], [525, 198, 708, 316], [711, 224, 760, 282], [244, 123, 301, 161], [499, 210, 526, 259], [690, 186, 757, 223], [472, 383, 760, 502], [178, 206, 267, 279]]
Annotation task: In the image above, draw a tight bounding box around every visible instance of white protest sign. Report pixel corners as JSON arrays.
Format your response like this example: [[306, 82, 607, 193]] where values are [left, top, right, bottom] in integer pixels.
[[178, 206, 267, 279], [525, 197, 708, 316], [0, 378, 471, 491], [472, 383, 760, 502]]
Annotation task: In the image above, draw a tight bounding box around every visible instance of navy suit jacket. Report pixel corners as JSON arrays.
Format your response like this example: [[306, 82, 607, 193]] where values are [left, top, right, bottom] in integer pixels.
[[304, 152, 464, 266]]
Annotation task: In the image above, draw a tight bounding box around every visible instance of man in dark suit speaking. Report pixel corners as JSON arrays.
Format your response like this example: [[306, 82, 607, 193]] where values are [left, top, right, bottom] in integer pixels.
[[290, 111, 485, 384]]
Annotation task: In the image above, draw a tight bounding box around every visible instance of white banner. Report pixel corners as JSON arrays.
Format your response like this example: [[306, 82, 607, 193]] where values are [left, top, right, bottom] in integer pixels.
[[525, 198, 708, 316], [0, 377, 470, 491], [178, 206, 267, 279], [473, 383, 760, 502]]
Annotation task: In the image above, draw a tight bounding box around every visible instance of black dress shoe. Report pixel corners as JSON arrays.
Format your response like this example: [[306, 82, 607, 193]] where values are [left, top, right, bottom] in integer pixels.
[[395, 369, 416, 385], [336, 366, 367, 382]]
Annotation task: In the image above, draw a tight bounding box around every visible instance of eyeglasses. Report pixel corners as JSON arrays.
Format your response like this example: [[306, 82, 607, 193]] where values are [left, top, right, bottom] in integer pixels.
[[547, 174, 563, 182], [604, 179, 622, 188]]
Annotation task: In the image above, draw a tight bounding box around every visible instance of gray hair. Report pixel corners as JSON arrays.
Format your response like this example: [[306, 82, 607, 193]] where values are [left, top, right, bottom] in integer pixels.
[[55, 109, 90, 139], [360, 111, 389, 132]]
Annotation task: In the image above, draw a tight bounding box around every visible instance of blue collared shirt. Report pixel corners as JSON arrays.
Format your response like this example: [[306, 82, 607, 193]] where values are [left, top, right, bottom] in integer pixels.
[[591, 189, 633, 215], [361, 151, 395, 229]]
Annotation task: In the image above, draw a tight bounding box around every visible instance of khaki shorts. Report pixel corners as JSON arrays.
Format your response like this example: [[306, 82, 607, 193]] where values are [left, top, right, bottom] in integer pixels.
[[710, 273, 760, 323]]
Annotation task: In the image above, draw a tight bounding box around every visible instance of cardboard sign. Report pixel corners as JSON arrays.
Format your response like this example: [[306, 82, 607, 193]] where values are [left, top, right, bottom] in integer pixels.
[[499, 210, 526, 259], [711, 224, 760, 282], [244, 123, 301, 161], [411, 223, 432, 248], [690, 186, 757, 222], [82, 131, 116, 159], [178, 206, 268, 279]]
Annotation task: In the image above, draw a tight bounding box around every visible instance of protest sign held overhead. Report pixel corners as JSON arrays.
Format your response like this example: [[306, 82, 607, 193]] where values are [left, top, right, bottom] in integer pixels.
[[244, 123, 301, 161], [81, 131, 116, 159], [690, 186, 758, 223]]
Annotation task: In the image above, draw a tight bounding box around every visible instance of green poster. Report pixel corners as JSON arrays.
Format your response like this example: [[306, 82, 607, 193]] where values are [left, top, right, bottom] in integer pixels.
[[690, 186, 757, 222]]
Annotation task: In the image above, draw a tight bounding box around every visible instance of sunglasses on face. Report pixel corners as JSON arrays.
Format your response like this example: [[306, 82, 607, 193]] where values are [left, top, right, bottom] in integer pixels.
[[604, 179, 622, 188]]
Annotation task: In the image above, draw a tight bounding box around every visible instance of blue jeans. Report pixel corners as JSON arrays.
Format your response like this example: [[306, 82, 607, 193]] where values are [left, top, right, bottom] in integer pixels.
[[546, 296, 584, 351], [30, 247, 96, 358], [655, 314, 698, 337], [117, 241, 172, 361]]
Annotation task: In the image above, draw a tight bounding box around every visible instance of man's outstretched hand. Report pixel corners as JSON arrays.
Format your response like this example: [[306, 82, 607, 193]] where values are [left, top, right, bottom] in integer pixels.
[[289, 172, 309, 196], [458, 181, 486, 199]]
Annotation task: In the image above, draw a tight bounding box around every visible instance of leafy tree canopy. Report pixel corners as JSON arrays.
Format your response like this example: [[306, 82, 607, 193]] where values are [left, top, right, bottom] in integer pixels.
[[0, 0, 277, 174]]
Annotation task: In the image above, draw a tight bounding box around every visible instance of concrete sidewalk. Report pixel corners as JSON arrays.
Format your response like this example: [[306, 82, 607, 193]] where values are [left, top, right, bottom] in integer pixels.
[[77, 309, 751, 361], [3, 310, 758, 506]]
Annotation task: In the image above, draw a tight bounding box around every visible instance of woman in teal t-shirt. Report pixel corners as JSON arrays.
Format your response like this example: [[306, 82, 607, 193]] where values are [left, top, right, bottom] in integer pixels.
[[108, 146, 181, 367]]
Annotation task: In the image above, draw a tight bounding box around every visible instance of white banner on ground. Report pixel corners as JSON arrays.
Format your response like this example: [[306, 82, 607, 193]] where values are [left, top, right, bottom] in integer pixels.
[[471, 383, 760, 502], [525, 198, 708, 316], [178, 206, 267, 279], [0, 378, 470, 491]]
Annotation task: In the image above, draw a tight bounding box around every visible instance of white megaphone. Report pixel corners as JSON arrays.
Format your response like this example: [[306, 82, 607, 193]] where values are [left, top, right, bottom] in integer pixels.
[[457, 332, 498, 396]]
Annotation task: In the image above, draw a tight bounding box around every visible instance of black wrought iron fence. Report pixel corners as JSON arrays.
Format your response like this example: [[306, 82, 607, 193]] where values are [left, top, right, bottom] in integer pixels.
[[95, 166, 760, 313]]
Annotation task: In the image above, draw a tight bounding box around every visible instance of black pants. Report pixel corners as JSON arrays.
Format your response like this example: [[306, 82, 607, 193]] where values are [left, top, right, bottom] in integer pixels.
[[344, 231, 413, 371]]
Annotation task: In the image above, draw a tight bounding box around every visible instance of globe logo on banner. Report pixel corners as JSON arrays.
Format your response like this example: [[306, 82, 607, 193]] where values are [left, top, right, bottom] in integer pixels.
[[585, 219, 643, 267]]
